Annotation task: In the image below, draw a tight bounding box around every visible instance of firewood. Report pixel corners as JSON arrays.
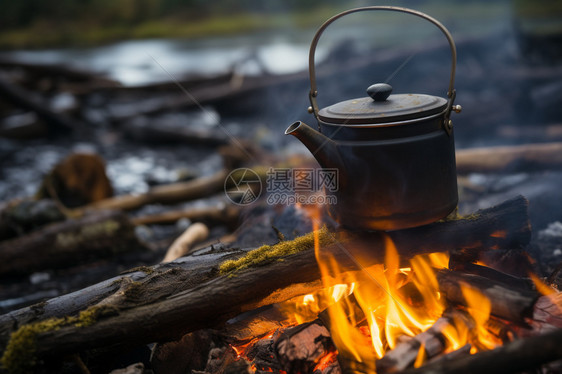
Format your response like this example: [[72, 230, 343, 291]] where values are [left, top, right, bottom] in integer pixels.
[[375, 314, 464, 373], [162, 223, 210, 262], [0, 197, 531, 371], [436, 269, 539, 324], [399, 327, 562, 374], [0, 210, 146, 276], [455, 142, 562, 174]]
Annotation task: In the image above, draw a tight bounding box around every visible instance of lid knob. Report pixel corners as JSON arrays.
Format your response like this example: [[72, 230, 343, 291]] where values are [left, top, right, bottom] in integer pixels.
[[367, 83, 392, 101]]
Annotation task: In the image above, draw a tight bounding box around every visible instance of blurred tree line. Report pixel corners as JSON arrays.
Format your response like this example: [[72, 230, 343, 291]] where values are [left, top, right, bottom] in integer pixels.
[[0, 0, 345, 30]]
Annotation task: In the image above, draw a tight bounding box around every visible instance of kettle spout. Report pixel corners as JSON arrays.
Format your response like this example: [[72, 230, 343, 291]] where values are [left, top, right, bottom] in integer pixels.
[[285, 121, 343, 171]]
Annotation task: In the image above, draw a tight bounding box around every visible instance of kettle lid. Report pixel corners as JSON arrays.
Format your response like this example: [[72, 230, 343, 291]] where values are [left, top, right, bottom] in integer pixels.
[[317, 83, 448, 125]]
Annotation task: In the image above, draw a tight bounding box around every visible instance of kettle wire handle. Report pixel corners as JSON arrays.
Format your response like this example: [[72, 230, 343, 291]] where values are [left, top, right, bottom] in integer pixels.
[[308, 6, 457, 124]]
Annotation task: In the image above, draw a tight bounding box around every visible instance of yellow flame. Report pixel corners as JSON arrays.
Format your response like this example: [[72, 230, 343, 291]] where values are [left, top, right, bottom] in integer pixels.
[[460, 283, 501, 350], [281, 208, 505, 366]]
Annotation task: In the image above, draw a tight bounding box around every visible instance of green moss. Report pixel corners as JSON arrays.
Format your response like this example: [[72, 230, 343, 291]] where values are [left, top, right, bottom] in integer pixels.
[[1, 317, 67, 374], [1, 305, 119, 373], [55, 219, 121, 249], [75, 305, 119, 328], [123, 265, 155, 275], [219, 226, 334, 275]]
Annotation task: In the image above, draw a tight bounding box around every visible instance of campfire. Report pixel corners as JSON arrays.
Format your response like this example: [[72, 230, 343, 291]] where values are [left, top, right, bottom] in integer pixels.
[[195, 200, 561, 374], [1, 4, 562, 374]]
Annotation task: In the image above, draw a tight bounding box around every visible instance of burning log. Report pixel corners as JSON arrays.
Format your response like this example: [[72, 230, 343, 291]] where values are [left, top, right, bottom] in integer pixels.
[[436, 269, 538, 324], [375, 315, 463, 373], [0, 210, 146, 276], [399, 327, 562, 374], [455, 142, 562, 174], [0, 197, 532, 371]]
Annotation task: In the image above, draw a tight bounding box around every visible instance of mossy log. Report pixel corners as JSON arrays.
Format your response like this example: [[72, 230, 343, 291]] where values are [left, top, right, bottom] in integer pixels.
[[0, 196, 531, 372], [0, 210, 145, 276]]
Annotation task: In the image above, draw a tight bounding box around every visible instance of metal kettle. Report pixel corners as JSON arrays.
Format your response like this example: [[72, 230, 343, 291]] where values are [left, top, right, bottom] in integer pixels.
[[285, 6, 462, 231]]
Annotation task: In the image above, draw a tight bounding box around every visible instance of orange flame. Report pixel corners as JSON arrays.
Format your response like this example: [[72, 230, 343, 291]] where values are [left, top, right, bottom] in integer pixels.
[[295, 211, 506, 368]]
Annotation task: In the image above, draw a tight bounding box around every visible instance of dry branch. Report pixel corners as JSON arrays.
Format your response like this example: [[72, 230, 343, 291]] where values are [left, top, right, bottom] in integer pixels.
[[162, 223, 210, 263], [455, 142, 562, 174], [0, 196, 532, 367], [85, 170, 229, 212]]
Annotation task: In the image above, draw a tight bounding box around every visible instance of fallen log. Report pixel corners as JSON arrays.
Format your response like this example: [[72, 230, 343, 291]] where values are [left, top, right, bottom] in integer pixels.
[[0, 210, 146, 276], [0, 196, 531, 371], [399, 327, 562, 374], [0, 243, 241, 352], [455, 142, 562, 174]]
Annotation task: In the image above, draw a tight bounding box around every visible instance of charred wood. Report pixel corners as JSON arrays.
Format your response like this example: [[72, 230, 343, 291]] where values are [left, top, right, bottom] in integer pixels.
[[436, 269, 539, 324], [447, 260, 535, 291], [274, 320, 339, 374]]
